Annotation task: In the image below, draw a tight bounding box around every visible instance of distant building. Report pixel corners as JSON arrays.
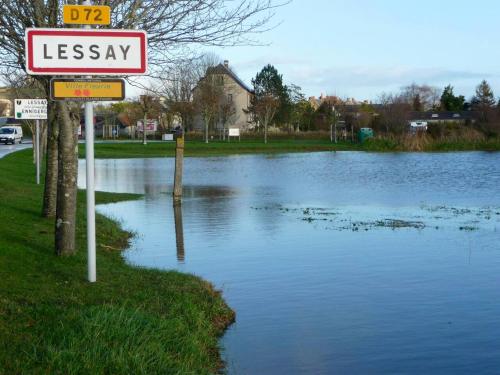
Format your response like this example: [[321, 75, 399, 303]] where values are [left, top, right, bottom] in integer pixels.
[[308, 94, 367, 111], [0, 87, 13, 117], [192, 60, 253, 131], [407, 111, 478, 124]]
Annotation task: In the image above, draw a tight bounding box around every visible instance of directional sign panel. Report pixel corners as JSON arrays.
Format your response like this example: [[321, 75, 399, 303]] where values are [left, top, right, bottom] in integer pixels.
[[51, 79, 125, 101], [25, 28, 147, 75], [15, 99, 48, 120], [63, 5, 111, 25]]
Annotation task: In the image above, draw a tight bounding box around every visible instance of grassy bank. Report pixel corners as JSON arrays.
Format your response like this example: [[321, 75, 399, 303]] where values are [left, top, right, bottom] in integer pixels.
[[78, 137, 500, 159], [79, 139, 355, 158], [0, 150, 235, 374], [363, 136, 500, 152]]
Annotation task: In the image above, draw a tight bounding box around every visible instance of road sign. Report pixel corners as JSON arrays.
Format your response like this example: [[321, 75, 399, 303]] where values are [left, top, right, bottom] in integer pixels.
[[63, 5, 111, 25], [25, 28, 147, 75], [14, 99, 48, 120], [137, 119, 158, 132], [51, 78, 125, 101]]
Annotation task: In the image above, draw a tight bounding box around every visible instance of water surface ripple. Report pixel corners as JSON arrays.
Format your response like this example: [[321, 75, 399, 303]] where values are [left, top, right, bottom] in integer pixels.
[[78, 152, 500, 375]]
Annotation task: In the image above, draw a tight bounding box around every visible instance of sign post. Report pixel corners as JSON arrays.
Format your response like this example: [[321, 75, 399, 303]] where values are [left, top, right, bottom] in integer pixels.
[[36, 120, 40, 185], [26, 3, 147, 283], [83, 0, 96, 283], [15, 99, 47, 184]]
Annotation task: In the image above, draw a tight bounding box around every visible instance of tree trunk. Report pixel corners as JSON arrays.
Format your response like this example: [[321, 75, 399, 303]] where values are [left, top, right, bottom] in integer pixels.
[[205, 118, 209, 143], [55, 102, 79, 256], [264, 121, 268, 144], [42, 101, 59, 218]]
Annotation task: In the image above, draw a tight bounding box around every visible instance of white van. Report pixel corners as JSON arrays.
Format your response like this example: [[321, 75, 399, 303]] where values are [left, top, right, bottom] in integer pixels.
[[0, 126, 23, 144]]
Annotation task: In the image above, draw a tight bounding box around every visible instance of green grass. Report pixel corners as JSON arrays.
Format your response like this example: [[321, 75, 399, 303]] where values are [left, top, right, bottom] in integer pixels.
[[0, 150, 235, 374], [79, 139, 356, 158], [78, 137, 500, 159]]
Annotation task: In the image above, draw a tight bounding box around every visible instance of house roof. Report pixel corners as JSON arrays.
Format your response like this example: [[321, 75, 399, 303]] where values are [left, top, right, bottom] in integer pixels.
[[205, 64, 253, 93], [408, 111, 479, 121]]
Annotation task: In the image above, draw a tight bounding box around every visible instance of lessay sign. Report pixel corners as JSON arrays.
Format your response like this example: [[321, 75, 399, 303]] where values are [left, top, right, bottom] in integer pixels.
[[25, 28, 147, 75]]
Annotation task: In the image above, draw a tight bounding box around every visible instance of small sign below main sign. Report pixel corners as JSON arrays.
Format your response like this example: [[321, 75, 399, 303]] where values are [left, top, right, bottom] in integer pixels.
[[51, 78, 125, 101], [63, 5, 111, 25], [25, 28, 147, 76], [14, 99, 48, 120]]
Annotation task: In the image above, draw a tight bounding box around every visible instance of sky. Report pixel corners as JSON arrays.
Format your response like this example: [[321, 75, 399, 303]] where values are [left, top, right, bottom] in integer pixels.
[[203, 0, 500, 102]]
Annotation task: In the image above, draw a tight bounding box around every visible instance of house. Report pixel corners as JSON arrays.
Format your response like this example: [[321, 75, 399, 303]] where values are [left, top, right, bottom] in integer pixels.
[[407, 111, 478, 125], [0, 88, 13, 117], [192, 60, 253, 131]]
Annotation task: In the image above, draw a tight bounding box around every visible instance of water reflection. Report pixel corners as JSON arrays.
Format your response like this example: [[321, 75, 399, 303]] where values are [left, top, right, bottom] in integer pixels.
[[173, 202, 185, 263]]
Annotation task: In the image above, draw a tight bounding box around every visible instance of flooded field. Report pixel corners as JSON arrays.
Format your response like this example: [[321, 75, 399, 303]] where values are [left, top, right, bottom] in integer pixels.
[[79, 151, 500, 374]]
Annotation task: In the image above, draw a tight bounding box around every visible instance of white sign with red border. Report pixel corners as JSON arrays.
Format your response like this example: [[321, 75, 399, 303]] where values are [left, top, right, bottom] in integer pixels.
[[25, 28, 147, 76]]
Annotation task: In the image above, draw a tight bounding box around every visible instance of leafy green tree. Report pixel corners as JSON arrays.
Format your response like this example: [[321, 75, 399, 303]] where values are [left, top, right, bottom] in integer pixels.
[[286, 84, 306, 132], [249, 64, 287, 143], [472, 80, 496, 122], [440, 85, 466, 111], [473, 80, 496, 108], [292, 100, 315, 131]]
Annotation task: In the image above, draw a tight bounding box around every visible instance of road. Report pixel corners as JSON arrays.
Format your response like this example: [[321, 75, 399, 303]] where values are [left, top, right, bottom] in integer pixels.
[[0, 142, 32, 159]]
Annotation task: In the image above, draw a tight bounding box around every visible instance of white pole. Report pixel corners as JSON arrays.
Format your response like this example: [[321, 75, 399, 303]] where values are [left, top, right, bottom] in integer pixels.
[[36, 119, 40, 184], [86, 102, 96, 283], [84, 0, 96, 283]]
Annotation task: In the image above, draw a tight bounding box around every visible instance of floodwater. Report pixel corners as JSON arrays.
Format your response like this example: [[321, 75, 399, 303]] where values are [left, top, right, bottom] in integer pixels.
[[78, 152, 500, 375]]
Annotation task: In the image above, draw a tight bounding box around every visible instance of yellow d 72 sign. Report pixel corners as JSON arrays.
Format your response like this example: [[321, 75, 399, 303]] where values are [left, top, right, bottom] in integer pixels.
[[63, 5, 111, 25]]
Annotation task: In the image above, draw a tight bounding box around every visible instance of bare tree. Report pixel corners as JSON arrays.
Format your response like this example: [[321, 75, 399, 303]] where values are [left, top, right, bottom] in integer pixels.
[[401, 83, 440, 111], [193, 74, 225, 143], [0, 101, 8, 116], [162, 61, 198, 131], [249, 95, 279, 144], [0, 0, 286, 256], [3, 73, 48, 163], [218, 93, 237, 138], [161, 54, 223, 131], [377, 93, 411, 135]]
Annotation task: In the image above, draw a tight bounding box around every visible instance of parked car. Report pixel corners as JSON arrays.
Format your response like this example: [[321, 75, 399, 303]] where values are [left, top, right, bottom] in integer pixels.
[[0, 126, 23, 144]]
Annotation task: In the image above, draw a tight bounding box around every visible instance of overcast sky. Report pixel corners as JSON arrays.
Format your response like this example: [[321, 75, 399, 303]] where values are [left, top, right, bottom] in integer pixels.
[[204, 0, 500, 101]]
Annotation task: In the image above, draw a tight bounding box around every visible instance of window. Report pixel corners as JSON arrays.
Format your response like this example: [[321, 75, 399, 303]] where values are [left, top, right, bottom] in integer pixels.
[[228, 94, 233, 102]]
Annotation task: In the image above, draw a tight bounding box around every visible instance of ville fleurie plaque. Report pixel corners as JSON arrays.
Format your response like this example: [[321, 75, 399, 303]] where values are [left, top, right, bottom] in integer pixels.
[[50, 79, 125, 101]]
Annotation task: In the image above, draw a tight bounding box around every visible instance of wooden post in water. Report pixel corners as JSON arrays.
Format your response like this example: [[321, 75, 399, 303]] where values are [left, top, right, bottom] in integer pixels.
[[173, 128, 184, 202]]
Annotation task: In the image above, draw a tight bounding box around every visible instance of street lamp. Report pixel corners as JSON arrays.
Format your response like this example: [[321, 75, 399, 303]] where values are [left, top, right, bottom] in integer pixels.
[[331, 105, 338, 143]]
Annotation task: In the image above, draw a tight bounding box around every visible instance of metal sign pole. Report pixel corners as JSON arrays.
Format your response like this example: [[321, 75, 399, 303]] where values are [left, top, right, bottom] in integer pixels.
[[36, 119, 40, 184], [84, 0, 96, 283]]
